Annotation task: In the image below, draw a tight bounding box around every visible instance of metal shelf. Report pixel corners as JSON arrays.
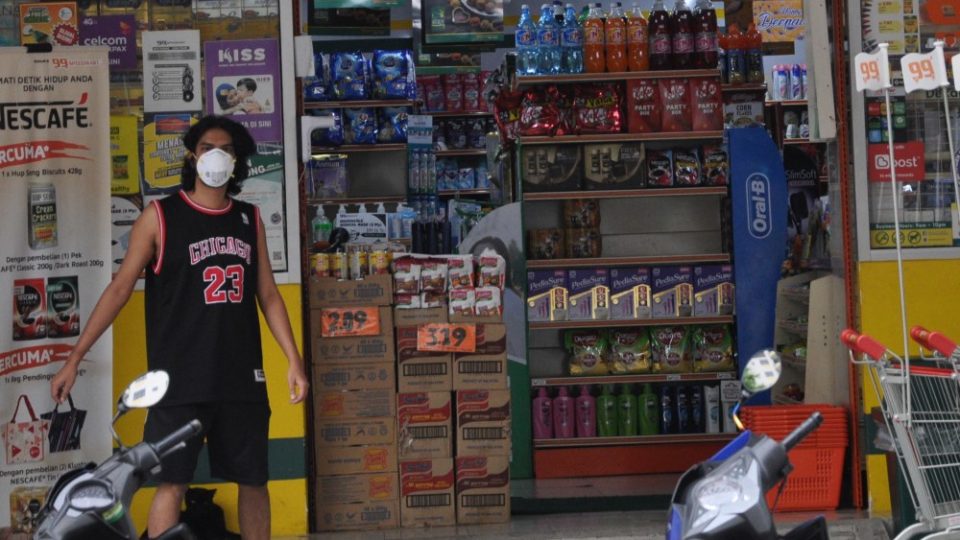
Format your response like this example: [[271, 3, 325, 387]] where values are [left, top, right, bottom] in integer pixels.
[[722, 83, 768, 93], [526, 253, 730, 269], [518, 69, 721, 85], [531, 371, 736, 387], [523, 186, 728, 201], [529, 316, 735, 330], [312, 144, 407, 153], [534, 432, 736, 448], [767, 99, 808, 106], [307, 195, 406, 205], [520, 131, 724, 146], [438, 189, 492, 197], [435, 149, 487, 157], [782, 139, 822, 145], [303, 99, 415, 110], [427, 111, 493, 118]]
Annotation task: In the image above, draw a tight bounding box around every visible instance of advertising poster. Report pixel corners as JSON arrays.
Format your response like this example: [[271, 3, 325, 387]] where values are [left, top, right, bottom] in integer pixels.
[[423, 0, 505, 44], [142, 113, 197, 196], [19, 2, 79, 46], [752, 0, 805, 43], [142, 30, 201, 113], [861, 0, 915, 55], [110, 115, 140, 196], [0, 47, 112, 533], [1, 2, 19, 47], [235, 153, 287, 272], [203, 38, 282, 143], [79, 14, 137, 71], [111, 195, 142, 275]]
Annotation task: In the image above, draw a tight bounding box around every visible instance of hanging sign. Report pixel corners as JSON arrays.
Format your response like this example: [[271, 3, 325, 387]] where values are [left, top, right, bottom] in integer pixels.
[[855, 44, 893, 92], [417, 323, 477, 353], [900, 43, 949, 93]]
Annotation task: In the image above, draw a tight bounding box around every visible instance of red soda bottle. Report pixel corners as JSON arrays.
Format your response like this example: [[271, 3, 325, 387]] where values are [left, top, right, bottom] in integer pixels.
[[648, 0, 672, 70], [693, 0, 718, 69], [605, 2, 628, 72], [670, 0, 694, 69]]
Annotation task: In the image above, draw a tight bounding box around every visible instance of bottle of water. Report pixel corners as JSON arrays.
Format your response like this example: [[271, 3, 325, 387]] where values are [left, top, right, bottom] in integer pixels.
[[516, 4, 539, 75], [561, 3, 584, 73], [537, 4, 562, 75]]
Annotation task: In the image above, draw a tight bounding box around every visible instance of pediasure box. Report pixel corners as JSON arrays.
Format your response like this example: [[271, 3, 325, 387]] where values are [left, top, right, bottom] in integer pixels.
[[567, 268, 610, 321], [456, 455, 511, 524], [400, 458, 456, 528], [526, 270, 568, 322], [651, 266, 693, 319], [397, 392, 453, 459], [396, 326, 453, 392], [311, 306, 395, 364], [693, 264, 735, 317], [609, 267, 651, 320], [453, 323, 508, 390], [456, 390, 511, 456]]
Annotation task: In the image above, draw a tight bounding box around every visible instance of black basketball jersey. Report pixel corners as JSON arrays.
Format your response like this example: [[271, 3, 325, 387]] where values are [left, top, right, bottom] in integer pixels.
[[144, 190, 266, 405]]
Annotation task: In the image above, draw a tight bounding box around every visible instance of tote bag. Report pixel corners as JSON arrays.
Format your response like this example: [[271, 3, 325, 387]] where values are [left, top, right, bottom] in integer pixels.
[[42, 394, 87, 453], [3, 395, 47, 465]]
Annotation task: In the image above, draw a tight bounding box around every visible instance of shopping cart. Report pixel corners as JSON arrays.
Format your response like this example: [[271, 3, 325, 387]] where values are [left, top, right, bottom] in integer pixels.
[[842, 327, 960, 540]]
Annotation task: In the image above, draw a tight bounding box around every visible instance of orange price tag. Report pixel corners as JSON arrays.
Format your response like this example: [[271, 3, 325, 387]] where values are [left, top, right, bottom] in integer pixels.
[[417, 323, 476, 353], [320, 307, 381, 338]]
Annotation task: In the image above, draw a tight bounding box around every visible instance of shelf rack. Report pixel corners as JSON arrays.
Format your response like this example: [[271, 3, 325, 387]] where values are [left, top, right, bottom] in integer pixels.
[[534, 432, 736, 449], [529, 315, 735, 330], [519, 131, 724, 146], [427, 110, 493, 118], [303, 99, 416, 110], [526, 253, 730, 269], [523, 186, 729, 201], [437, 189, 492, 197], [435, 149, 487, 157], [517, 69, 721, 85], [311, 144, 407, 153], [307, 195, 406, 205], [531, 371, 736, 387]]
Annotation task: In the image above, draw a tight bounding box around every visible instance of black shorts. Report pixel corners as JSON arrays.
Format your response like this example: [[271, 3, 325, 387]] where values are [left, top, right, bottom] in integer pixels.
[[143, 401, 271, 486]]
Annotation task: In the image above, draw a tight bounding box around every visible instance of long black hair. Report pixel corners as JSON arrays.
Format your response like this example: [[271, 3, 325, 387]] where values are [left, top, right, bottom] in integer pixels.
[[181, 115, 256, 195]]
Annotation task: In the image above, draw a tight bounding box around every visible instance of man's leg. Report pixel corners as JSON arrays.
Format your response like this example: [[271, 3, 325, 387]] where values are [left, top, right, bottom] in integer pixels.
[[238, 484, 270, 540], [147, 483, 188, 538]]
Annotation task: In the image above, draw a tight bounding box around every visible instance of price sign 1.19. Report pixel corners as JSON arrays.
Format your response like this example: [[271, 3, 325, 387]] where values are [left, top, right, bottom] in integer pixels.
[[320, 307, 381, 337], [417, 323, 477, 353]]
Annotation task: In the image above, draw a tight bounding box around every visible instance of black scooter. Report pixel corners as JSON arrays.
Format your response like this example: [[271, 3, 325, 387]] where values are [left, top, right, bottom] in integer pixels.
[[667, 350, 830, 540], [33, 371, 202, 539]]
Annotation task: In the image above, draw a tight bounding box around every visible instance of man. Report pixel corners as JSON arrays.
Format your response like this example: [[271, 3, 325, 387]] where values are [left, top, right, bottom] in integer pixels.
[[50, 115, 308, 540]]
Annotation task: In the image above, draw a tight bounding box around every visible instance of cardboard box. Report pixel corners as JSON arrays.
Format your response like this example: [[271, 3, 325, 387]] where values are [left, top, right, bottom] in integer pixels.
[[449, 312, 503, 324], [526, 270, 568, 322], [311, 306, 395, 364], [316, 473, 398, 506], [456, 390, 511, 456], [397, 392, 453, 459], [453, 324, 508, 390], [400, 458, 456, 528], [394, 306, 448, 326], [315, 444, 398, 476], [316, 499, 399, 531], [567, 269, 610, 321], [396, 326, 453, 392], [609, 267, 651, 320], [316, 417, 397, 447], [651, 266, 694, 318], [693, 264, 735, 317], [313, 361, 395, 392], [308, 274, 393, 308], [315, 389, 396, 420], [455, 455, 511, 524]]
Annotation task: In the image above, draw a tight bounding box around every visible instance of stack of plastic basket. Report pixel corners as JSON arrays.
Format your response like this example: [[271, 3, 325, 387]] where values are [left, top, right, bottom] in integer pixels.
[[739, 404, 848, 511]]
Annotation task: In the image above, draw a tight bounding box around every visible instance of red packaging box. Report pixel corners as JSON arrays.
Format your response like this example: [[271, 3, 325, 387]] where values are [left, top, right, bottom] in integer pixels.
[[627, 79, 661, 133], [659, 78, 691, 132], [690, 78, 723, 131]]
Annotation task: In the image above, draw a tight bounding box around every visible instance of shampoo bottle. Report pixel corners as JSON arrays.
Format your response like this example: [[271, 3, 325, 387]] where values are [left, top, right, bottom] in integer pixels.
[[704, 385, 720, 433], [618, 384, 638, 436], [554, 386, 576, 438], [597, 385, 618, 436], [576, 385, 597, 438], [638, 384, 659, 435], [689, 385, 703, 433], [660, 385, 674, 433], [533, 387, 554, 439]]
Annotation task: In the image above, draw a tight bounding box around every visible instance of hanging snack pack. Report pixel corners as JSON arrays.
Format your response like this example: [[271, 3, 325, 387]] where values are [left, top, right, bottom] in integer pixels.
[[343, 108, 378, 144], [566, 329, 609, 376], [574, 84, 622, 134], [377, 107, 410, 143], [651, 326, 692, 373], [372, 50, 415, 100], [608, 329, 652, 374], [330, 52, 369, 100], [693, 325, 735, 372]]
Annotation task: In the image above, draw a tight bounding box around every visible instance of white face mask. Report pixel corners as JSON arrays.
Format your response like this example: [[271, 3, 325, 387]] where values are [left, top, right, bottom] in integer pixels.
[[195, 148, 236, 188]]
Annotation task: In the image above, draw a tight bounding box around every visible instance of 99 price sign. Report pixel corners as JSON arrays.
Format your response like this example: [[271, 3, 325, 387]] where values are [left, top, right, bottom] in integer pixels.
[[417, 323, 477, 353], [320, 307, 381, 337]]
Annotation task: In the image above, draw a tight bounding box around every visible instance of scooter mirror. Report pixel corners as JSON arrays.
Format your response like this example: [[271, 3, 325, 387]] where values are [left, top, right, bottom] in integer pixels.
[[742, 349, 782, 394], [120, 371, 169, 410]]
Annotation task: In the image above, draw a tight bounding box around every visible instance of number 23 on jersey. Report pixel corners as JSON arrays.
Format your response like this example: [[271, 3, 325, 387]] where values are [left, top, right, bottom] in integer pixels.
[[203, 264, 245, 304]]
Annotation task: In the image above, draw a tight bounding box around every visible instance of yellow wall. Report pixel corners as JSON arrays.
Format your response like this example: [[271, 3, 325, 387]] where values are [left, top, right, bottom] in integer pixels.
[[859, 259, 960, 514], [112, 284, 307, 536]]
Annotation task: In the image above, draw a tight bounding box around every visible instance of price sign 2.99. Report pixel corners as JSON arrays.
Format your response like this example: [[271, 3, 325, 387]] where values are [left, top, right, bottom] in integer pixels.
[[417, 323, 477, 353], [320, 307, 381, 337]]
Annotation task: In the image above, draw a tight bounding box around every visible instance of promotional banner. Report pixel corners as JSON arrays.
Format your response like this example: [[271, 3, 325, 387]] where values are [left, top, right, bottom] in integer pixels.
[[79, 14, 137, 71], [142, 30, 202, 113], [19, 2, 79, 46], [752, 0, 804, 43], [0, 47, 112, 533], [729, 127, 788, 405], [235, 153, 287, 272], [142, 112, 197, 196], [110, 114, 140, 196], [204, 38, 282, 143]]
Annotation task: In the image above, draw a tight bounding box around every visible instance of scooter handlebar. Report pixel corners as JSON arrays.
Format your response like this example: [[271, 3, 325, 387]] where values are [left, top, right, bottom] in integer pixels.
[[154, 419, 202, 458], [781, 412, 822, 452]]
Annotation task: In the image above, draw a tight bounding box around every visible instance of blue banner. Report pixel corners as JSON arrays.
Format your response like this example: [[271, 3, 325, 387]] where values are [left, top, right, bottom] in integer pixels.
[[729, 127, 788, 404]]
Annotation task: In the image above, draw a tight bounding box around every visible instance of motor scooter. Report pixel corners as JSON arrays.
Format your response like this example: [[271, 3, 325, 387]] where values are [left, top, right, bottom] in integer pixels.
[[33, 370, 202, 539], [667, 350, 830, 540]]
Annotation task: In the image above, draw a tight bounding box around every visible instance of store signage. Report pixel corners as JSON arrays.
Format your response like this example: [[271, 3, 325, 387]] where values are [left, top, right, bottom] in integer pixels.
[[900, 45, 949, 93], [204, 38, 282, 143], [854, 45, 892, 92], [867, 141, 925, 182], [870, 223, 954, 248], [320, 307, 381, 337], [142, 30, 202, 114], [752, 0, 804, 43], [417, 323, 477, 353], [313, 0, 403, 6], [746, 173, 773, 239], [79, 15, 137, 71], [19, 2, 78, 46]]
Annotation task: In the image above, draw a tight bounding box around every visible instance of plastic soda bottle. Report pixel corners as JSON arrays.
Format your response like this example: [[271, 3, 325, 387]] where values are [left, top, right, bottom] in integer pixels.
[[746, 22, 765, 83], [693, 0, 718, 69], [561, 3, 584, 73], [670, 0, 694, 69], [605, 2, 628, 72], [648, 0, 672, 70], [516, 4, 539, 75], [626, 3, 649, 71], [537, 4, 563, 74], [583, 2, 606, 73], [726, 24, 746, 84]]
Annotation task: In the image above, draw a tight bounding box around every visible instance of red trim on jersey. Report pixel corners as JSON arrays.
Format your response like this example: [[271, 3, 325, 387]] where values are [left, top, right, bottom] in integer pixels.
[[152, 200, 166, 275], [179, 190, 234, 215], [253, 206, 261, 250]]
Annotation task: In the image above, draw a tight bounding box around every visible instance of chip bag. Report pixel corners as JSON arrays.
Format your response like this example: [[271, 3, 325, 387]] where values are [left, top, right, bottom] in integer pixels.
[[519, 87, 560, 136], [574, 83, 622, 134], [566, 329, 609, 376], [651, 326, 692, 373], [330, 52, 368, 100], [693, 325, 735, 373], [343, 108, 378, 145], [372, 50, 415, 100], [377, 107, 410, 143], [608, 329, 652, 374]]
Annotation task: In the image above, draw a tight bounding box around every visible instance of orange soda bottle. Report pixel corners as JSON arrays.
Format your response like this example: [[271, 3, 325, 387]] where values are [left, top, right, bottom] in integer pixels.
[[583, 2, 606, 73], [605, 2, 628, 72], [626, 2, 649, 71]]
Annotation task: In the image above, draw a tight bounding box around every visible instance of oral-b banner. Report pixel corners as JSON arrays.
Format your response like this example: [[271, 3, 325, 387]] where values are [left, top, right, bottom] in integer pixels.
[[729, 127, 788, 405]]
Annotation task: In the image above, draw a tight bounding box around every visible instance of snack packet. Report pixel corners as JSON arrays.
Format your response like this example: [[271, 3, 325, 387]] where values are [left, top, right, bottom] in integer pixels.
[[443, 73, 464, 112], [608, 329, 652, 374], [392, 256, 421, 294], [673, 148, 701, 186], [647, 149, 674, 187], [574, 83, 622, 134], [520, 87, 560, 136], [702, 145, 729, 186], [420, 257, 449, 293], [475, 286, 503, 318], [565, 329, 609, 376], [330, 52, 368, 100], [693, 325, 735, 372], [420, 75, 445, 111], [447, 255, 474, 289], [421, 291, 446, 309], [478, 248, 506, 289], [343, 108, 378, 144], [651, 326, 692, 373], [372, 50, 415, 100], [394, 292, 422, 309], [449, 287, 476, 317]]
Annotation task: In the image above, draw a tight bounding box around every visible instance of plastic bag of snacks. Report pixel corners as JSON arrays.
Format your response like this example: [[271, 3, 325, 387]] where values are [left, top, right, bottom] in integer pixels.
[[647, 149, 673, 187], [330, 52, 368, 100], [447, 255, 474, 289], [308, 110, 344, 147], [372, 50, 415, 100], [673, 148, 701, 186], [475, 286, 503, 318], [443, 74, 464, 112], [420, 75, 445, 111], [574, 84, 622, 134], [651, 326, 692, 373], [566, 329, 609, 376], [419, 257, 449, 293], [304, 53, 329, 102], [377, 107, 410, 143], [462, 72, 481, 112], [343, 108, 378, 144], [392, 255, 421, 295], [692, 325, 735, 372], [702, 145, 728, 186], [494, 89, 524, 146], [449, 288, 476, 317], [608, 329, 652, 374], [519, 87, 560, 137]]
